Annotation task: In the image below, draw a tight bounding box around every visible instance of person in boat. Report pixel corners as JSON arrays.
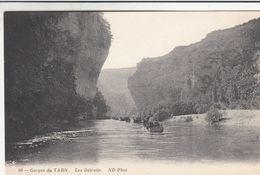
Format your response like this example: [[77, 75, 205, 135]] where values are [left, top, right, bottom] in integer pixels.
[[147, 116, 160, 129], [143, 115, 149, 128]]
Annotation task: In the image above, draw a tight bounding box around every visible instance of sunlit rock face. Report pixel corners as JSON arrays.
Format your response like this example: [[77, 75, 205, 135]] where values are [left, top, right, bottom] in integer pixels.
[[58, 12, 111, 99], [128, 18, 260, 114]]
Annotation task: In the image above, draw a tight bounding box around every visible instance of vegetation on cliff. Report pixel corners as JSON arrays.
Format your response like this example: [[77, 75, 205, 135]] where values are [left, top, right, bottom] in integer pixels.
[[5, 12, 111, 145], [128, 18, 260, 118]]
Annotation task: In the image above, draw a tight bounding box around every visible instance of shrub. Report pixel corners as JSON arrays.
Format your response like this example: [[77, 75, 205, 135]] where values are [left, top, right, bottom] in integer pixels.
[[154, 110, 171, 121], [169, 101, 198, 116], [196, 102, 212, 114], [205, 107, 223, 124], [229, 101, 239, 109], [185, 116, 193, 122]]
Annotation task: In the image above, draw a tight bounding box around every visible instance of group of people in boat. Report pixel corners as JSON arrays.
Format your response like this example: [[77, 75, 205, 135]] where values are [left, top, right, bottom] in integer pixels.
[[143, 114, 163, 132]]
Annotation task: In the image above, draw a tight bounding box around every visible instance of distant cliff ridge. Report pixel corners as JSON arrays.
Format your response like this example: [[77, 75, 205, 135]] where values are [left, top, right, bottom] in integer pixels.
[[98, 67, 137, 116], [128, 18, 260, 116], [5, 12, 111, 144]]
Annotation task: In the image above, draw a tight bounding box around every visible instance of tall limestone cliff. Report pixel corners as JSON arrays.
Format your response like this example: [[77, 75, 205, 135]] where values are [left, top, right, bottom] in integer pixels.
[[5, 12, 111, 144], [128, 18, 260, 116]]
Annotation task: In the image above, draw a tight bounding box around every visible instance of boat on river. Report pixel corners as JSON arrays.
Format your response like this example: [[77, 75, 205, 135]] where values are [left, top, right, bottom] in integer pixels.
[[133, 117, 142, 123], [149, 125, 164, 133], [119, 116, 131, 122], [144, 119, 164, 133], [147, 121, 164, 132], [143, 105, 164, 133]]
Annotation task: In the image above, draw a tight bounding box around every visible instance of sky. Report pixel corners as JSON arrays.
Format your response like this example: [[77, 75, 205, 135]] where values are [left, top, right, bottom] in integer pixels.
[[102, 12, 260, 69]]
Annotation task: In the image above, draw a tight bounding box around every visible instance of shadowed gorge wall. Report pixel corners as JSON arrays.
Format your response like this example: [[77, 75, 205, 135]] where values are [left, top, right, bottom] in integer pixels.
[[128, 18, 260, 116], [5, 12, 111, 145]]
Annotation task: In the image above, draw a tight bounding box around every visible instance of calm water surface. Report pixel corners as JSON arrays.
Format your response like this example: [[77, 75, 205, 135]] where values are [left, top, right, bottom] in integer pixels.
[[8, 119, 260, 164]]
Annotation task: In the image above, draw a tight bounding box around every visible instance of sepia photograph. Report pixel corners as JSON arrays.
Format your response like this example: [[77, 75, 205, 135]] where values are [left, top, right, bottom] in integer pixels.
[[2, 2, 260, 175]]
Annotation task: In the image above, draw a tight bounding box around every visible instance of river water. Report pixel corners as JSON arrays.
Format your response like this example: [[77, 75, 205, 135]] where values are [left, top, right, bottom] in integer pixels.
[[7, 119, 260, 164]]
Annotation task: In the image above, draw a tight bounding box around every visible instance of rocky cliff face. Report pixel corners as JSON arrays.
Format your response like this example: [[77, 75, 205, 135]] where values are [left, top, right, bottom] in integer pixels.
[[98, 67, 137, 116], [5, 12, 111, 144], [55, 12, 111, 99], [128, 18, 260, 115]]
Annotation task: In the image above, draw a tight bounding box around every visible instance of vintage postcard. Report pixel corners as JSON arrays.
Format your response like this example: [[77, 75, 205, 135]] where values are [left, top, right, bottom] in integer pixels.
[[1, 2, 260, 175]]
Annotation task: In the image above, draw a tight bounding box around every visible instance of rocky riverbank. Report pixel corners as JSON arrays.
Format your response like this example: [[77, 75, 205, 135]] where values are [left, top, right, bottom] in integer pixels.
[[168, 110, 260, 127]]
